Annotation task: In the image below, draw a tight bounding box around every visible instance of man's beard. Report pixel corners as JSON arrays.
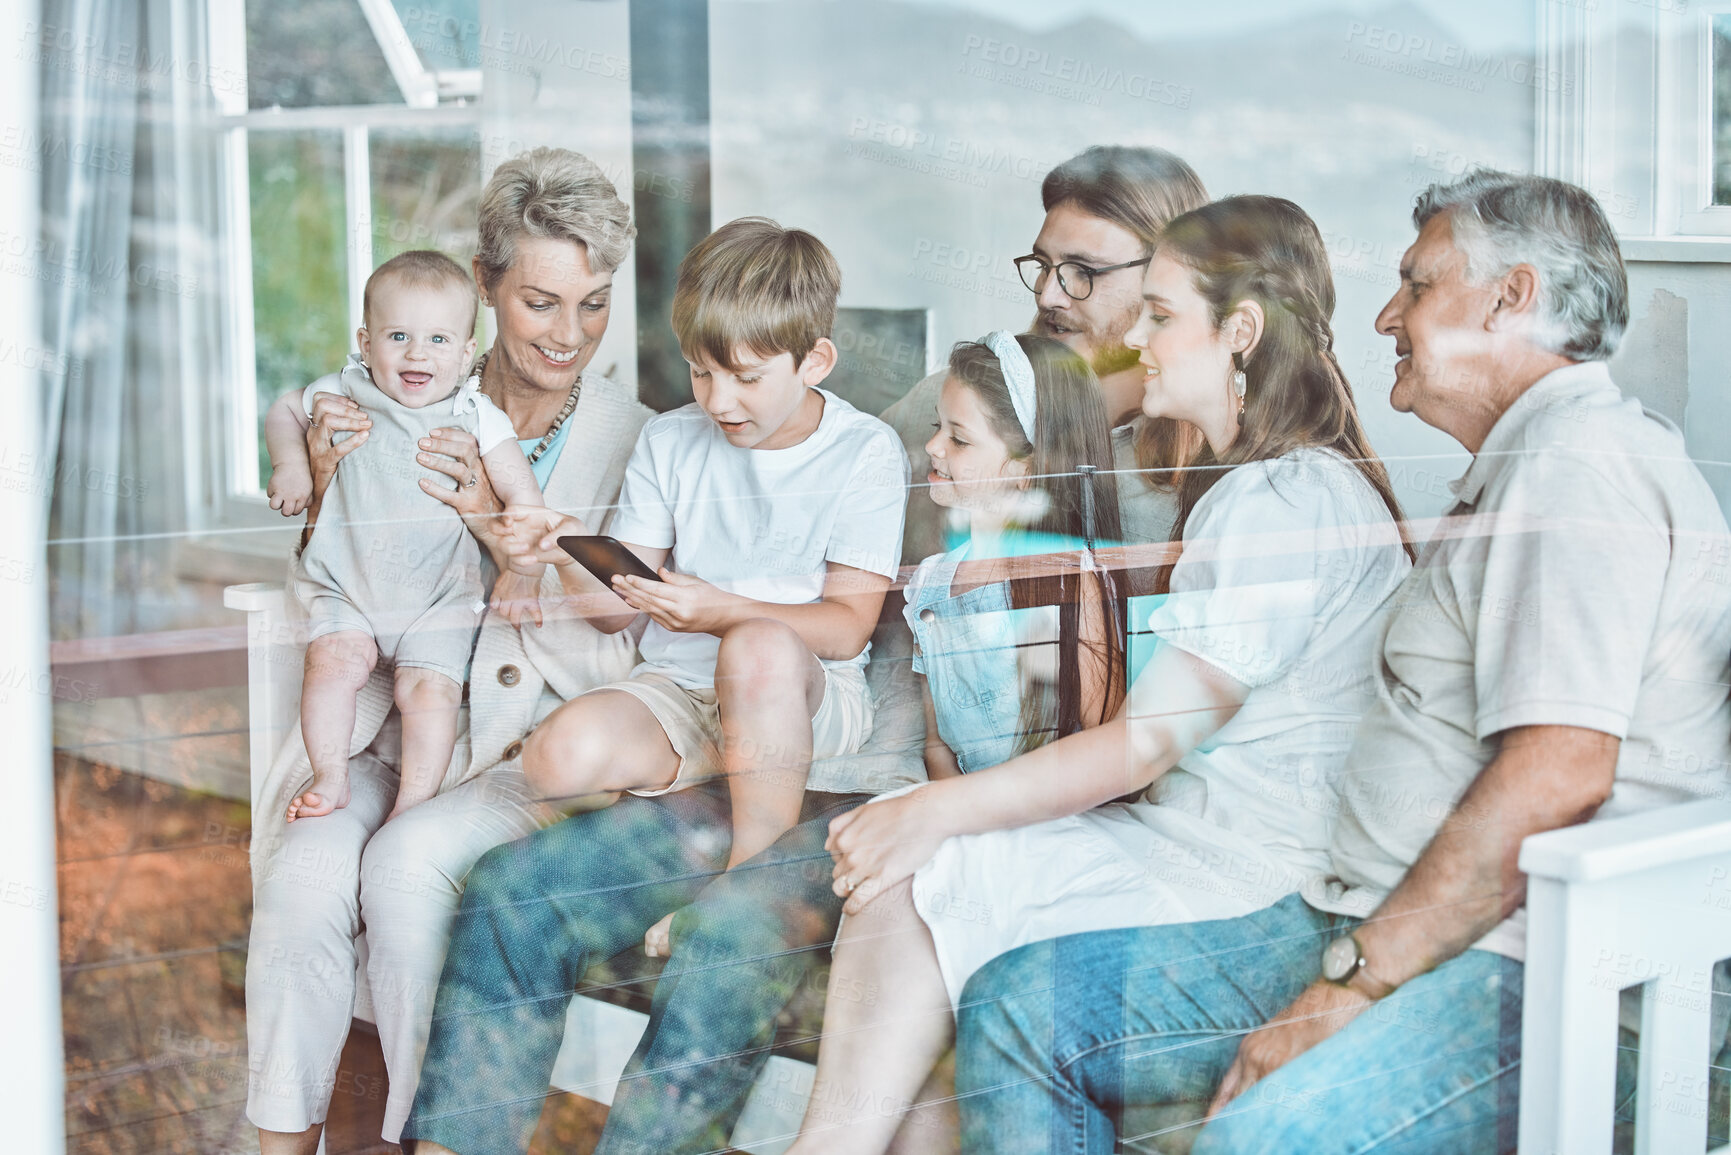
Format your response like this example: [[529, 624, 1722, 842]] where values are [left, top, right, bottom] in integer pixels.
[[1032, 309, 1141, 378]]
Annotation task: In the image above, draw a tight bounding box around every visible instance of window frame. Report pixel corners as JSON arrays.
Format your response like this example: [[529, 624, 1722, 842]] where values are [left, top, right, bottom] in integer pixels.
[[202, 0, 484, 538], [1536, 0, 1731, 261]]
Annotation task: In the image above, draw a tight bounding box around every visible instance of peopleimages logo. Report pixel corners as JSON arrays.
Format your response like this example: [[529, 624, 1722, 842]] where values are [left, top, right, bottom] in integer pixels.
[[959, 35, 1192, 109], [1342, 22, 1573, 94]]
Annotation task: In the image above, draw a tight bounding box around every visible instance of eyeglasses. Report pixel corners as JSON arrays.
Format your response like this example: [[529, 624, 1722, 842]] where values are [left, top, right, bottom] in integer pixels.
[[1013, 253, 1151, 301]]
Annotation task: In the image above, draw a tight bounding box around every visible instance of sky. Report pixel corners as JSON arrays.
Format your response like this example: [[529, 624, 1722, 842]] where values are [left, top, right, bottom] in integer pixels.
[[890, 0, 1531, 53]]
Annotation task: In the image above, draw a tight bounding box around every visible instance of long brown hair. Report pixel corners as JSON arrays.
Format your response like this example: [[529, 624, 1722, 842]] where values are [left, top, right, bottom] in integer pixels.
[[1154, 195, 1413, 593], [947, 334, 1126, 738]]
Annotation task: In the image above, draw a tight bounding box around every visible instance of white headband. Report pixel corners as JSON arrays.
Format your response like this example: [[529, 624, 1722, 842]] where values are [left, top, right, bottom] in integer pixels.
[[983, 330, 1037, 443]]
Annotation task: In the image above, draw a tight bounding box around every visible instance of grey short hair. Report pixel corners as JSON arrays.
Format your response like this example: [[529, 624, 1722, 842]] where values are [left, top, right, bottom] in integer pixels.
[[1414, 169, 1627, 361], [476, 147, 636, 288]]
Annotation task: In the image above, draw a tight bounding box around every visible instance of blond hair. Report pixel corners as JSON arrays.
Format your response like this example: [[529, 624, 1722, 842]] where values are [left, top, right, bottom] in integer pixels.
[[363, 249, 478, 336], [475, 147, 636, 289], [671, 216, 841, 372]]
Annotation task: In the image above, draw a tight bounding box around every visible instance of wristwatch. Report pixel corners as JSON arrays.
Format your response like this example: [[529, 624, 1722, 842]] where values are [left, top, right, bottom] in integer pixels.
[[1321, 933, 1390, 998]]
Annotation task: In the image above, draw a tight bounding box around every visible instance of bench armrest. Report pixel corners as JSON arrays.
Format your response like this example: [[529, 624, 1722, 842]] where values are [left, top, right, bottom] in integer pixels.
[[1519, 800, 1731, 1155], [1519, 798, 1731, 884], [225, 583, 303, 813]]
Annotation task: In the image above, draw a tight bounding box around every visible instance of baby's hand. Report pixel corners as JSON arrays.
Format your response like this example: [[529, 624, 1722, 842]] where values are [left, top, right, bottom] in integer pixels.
[[491, 568, 544, 629], [268, 466, 314, 517], [644, 912, 675, 958]]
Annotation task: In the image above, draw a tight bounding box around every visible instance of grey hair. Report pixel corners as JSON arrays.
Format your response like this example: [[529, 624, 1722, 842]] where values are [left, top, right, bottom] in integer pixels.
[[1413, 169, 1627, 361], [476, 147, 637, 288]]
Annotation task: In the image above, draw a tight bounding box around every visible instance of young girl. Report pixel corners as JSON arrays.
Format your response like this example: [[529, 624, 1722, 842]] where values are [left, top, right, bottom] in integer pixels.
[[786, 196, 1414, 1155], [780, 330, 1127, 1155], [909, 332, 1127, 784]]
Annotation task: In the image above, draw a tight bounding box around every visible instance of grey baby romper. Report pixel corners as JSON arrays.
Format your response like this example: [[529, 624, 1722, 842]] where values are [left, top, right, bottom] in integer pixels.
[[292, 354, 507, 683]]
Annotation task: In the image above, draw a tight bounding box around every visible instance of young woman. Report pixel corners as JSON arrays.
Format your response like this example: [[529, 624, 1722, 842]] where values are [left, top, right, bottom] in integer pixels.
[[786, 195, 1414, 1155]]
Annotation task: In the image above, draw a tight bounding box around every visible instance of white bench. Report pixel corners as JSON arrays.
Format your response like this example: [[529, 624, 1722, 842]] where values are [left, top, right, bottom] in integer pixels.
[[228, 580, 1731, 1153]]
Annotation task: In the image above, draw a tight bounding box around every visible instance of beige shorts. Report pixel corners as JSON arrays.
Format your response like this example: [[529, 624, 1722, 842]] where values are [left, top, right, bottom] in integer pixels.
[[602, 663, 873, 797]]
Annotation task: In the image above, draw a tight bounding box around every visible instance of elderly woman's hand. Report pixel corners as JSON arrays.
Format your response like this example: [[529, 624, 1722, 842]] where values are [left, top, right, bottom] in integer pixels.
[[501, 505, 590, 571], [490, 568, 545, 629], [417, 427, 503, 524], [303, 394, 372, 520], [825, 787, 950, 916]]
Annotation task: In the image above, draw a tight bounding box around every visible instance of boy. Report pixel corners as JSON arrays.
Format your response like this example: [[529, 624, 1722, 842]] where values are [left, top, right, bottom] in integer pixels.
[[509, 217, 908, 952], [265, 249, 545, 825]]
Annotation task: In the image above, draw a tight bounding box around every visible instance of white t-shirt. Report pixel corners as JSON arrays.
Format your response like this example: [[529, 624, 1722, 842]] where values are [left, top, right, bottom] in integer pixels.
[[609, 388, 910, 689], [1140, 447, 1411, 883], [1304, 361, 1731, 960], [305, 355, 516, 455]]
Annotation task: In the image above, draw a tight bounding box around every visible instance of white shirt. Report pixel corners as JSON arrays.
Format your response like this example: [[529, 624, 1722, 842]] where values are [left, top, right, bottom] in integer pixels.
[[1305, 361, 1731, 960], [305, 355, 516, 455], [609, 388, 910, 689], [1141, 447, 1411, 883]]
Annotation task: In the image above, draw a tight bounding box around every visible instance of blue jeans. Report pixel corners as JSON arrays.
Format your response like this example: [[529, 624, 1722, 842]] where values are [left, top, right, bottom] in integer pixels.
[[953, 893, 1523, 1155], [401, 783, 865, 1155]]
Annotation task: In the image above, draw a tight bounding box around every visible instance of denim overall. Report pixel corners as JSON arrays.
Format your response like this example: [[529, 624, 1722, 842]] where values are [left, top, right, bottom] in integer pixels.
[[904, 544, 1044, 773]]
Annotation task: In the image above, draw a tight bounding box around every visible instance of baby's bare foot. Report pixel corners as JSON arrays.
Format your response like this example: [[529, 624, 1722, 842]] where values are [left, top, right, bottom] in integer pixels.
[[286, 773, 351, 822]]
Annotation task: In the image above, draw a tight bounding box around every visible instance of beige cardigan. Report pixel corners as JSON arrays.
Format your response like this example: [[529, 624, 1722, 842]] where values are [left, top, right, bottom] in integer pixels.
[[251, 371, 651, 883]]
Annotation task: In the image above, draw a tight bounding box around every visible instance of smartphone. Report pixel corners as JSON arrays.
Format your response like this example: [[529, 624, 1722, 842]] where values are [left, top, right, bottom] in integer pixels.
[[558, 535, 662, 586]]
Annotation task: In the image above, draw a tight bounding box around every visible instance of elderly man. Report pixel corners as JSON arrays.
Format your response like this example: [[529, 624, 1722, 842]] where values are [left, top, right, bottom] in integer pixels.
[[950, 170, 1731, 1153], [881, 144, 1206, 560]]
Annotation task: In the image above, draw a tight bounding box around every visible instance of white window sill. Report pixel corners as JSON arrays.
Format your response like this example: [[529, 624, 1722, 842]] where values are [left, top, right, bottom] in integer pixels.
[[178, 527, 297, 587], [1620, 237, 1731, 264]]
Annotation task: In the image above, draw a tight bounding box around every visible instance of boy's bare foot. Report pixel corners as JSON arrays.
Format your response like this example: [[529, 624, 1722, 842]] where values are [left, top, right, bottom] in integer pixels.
[[645, 911, 675, 957], [286, 773, 351, 821]]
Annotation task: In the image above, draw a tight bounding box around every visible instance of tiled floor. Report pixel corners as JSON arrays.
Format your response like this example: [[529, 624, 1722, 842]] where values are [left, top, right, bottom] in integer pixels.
[[55, 755, 607, 1154]]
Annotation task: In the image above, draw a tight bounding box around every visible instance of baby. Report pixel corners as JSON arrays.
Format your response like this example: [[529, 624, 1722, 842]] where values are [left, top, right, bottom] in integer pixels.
[[264, 249, 545, 824]]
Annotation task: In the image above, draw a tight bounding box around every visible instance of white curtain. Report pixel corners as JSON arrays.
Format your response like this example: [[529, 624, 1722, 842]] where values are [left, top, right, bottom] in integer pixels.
[[41, 0, 225, 640]]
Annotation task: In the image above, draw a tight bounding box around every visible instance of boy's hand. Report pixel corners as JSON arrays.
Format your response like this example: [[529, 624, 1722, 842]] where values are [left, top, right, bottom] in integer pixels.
[[644, 912, 675, 958], [490, 568, 544, 629], [613, 570, 744, 635], [267, 466, 314, 517]]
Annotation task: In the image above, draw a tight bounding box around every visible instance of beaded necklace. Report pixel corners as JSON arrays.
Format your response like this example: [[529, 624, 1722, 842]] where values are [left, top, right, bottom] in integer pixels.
[[473, 349, 582, 465]]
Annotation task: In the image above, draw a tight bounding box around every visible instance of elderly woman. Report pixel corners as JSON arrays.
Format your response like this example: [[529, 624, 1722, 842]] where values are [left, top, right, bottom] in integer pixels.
[[246, 147, 652, 1155]]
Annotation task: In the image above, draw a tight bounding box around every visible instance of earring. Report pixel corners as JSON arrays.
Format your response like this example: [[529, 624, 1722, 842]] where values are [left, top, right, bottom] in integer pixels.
[[1232, 368, 1247, 419]]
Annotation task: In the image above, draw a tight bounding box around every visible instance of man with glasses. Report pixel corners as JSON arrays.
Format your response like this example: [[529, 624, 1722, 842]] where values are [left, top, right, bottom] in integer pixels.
[[881, 145, 1210, 560]]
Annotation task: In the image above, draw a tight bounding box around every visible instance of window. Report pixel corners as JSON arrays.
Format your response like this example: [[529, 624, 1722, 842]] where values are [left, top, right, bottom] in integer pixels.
[[209, 0, 482, 503], [1714, 15, 1731, 206], [1538, 0, 1731, 257], [1668, 2, 1731, 237]]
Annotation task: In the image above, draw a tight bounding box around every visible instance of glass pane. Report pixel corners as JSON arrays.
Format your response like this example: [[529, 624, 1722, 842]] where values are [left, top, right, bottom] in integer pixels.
[[369, 127, 483, 267], [394, 0, 483, 71], [249, 131, 349, 487], [1714, 15, 1731, 204], [245, 0, 402, 109]]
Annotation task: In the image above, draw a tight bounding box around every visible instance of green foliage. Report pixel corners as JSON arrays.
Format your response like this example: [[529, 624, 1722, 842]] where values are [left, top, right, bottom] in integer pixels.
[[249, 132, 349, 486], [245, 0, 399, 109]]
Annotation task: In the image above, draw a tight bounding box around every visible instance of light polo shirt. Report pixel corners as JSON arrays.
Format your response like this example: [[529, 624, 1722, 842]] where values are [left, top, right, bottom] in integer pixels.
[[1303, 360, 1731, 960]]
